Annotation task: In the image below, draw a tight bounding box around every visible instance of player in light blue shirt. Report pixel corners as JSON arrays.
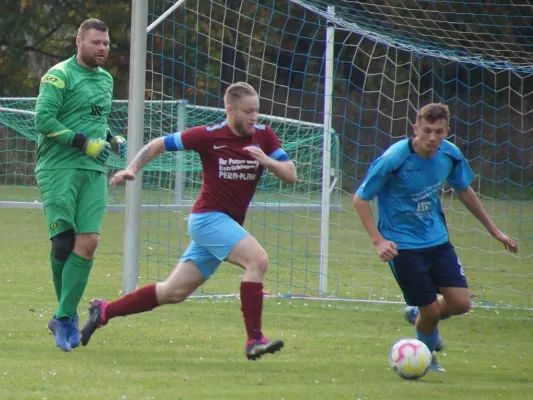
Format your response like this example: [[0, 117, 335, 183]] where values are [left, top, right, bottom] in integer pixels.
[[357, 134, 474, 250], [354, 103, 518, 372]]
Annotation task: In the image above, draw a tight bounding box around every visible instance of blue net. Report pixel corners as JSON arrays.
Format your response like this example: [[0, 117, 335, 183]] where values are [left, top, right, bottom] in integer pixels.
[[138, 0, 532, 306], [294, 0, 533, 73]]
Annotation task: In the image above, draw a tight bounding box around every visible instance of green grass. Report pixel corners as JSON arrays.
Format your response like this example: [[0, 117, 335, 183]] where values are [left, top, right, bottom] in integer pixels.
[[1, 201, 533, 399]]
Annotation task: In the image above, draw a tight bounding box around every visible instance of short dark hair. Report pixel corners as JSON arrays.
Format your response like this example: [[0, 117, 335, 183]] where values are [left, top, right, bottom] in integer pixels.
[[224, 82, 258, 106], [77, 19, 108, 38], [417, 103, 450, 125]]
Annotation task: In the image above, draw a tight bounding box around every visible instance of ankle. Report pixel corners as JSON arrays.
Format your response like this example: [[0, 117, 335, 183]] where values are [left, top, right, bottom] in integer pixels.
[[247, 329, 265, 341]]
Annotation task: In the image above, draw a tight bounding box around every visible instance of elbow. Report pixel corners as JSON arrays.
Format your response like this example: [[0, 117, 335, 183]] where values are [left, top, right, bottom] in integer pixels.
[[151, 137, 167, 156], [35, 111, 55, 134], [34, 113, 46, 133], [286, 172, 298, 185], [275, 161, 297, 185], [287, 178, 297, 185], [286, 165, 297, 185]]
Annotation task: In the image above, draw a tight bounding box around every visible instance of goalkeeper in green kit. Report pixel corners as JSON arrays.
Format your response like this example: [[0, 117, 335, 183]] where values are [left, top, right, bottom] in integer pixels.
[[34, 19, 127, 352]]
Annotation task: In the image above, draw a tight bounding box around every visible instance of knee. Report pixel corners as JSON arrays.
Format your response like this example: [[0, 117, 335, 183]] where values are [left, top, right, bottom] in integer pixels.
[[73, 234, 100, 259], [158, 281, 191, 304], [51, 230, 75, 261], [419, 311, 440, 326], [248, 249, 269, 274], [448, 299, 471, 315], [418, 302, 441, 324]]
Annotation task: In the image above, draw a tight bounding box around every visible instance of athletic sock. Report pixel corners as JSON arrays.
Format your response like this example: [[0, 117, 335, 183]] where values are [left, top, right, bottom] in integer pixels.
[[105, 283, 159, 321], [416, 328, 439, 353], [240, 281, 264, 341], [55, 252, 93, 319]]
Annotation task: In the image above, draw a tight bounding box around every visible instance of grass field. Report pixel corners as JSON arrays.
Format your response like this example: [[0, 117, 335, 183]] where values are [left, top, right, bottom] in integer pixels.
[[1, 193, 533, 399]]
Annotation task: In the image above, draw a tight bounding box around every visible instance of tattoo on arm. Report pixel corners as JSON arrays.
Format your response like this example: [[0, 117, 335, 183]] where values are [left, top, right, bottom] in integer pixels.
[[129, 143, 154, 174]]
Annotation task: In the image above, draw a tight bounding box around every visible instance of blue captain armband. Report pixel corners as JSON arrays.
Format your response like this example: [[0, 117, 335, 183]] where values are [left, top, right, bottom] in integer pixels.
[[269, 148, 290, 161], [163, 132, 185, 151]]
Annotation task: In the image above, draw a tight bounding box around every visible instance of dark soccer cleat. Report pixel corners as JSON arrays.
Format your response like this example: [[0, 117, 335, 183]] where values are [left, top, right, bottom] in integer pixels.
[[48, 317, 72, 352], [80, 299, 108, 346], [245, 337, 284, 361], [435, 336, 445, 352], [67, 313, 81, 349]]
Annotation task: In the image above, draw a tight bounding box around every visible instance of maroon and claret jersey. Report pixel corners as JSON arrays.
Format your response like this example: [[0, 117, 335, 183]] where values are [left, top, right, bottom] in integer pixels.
[[163, 120, 289, 225]]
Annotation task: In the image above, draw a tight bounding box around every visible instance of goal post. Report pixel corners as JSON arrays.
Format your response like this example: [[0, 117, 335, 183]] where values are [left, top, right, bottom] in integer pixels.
[[121, 0, 149, 294]]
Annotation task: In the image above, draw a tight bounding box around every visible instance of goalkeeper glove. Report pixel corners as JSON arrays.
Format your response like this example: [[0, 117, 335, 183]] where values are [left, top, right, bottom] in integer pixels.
[[109, 135, 127, 159], [72, 133, 111, 163]]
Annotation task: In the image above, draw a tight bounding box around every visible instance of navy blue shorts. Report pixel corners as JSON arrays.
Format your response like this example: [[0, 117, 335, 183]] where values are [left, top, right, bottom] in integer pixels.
[[388, 241, 468, 307]]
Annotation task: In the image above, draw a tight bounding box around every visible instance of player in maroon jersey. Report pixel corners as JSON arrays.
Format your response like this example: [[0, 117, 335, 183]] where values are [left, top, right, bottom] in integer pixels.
[[80, 82, 297, 360]]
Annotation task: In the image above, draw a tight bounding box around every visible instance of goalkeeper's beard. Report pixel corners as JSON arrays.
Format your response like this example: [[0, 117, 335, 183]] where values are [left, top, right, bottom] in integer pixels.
[[80, 50, 107, 68]]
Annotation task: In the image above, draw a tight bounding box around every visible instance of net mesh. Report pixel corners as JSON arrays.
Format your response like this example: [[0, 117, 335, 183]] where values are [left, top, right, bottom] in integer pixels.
[[0, 0, 531, 307]]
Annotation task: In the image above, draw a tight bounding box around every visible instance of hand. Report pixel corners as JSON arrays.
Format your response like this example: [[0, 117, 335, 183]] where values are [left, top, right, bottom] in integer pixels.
[[109, 169, 136, 186], [491, 229, 518, 254], [375, 238, 399, 262], [84, 138, 111, 163], [244, 145, 271, 167], [110, 135, 127, 159]]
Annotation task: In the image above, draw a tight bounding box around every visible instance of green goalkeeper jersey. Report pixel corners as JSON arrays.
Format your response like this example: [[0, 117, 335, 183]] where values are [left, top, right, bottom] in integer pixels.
[[34, 55, 114, 173]]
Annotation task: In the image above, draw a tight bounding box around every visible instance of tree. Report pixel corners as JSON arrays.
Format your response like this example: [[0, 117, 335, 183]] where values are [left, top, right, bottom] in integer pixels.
[[0, 0, 131, 97]]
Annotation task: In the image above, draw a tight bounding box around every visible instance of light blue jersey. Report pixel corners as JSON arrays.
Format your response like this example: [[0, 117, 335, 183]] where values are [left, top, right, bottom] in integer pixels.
[[356, 139, 474, 249]]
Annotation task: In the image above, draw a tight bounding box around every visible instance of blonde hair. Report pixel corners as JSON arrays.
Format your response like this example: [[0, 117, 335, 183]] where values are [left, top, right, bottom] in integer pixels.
[[78, 18, 108, 38], [417, 103, 450, 125], [224, 82, 258, 106]]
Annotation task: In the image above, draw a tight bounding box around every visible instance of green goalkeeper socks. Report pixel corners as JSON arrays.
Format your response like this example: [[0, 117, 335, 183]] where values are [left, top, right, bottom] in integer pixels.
[[55, 252, 93, 319], [50, 255, 65, 302]]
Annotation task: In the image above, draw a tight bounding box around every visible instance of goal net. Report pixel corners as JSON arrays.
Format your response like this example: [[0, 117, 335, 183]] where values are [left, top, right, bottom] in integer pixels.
[[0, 0, 531, 308]]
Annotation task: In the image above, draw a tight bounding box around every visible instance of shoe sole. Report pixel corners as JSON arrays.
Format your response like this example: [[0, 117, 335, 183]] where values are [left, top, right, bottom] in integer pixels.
[[246, 340, 284, 361]]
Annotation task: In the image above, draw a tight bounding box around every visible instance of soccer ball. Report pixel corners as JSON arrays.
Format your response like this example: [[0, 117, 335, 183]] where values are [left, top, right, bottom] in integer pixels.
[[389, 338, 432, 380]]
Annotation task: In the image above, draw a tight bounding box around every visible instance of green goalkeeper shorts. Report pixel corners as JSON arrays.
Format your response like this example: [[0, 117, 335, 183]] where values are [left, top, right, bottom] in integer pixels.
[[36, 169, 108, 239]]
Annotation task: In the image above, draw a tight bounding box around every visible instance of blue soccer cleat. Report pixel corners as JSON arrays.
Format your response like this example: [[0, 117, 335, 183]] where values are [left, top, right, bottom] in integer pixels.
[[68, 313, 81, 349], [403, 306, 445, 352], [48, 317, 72, 352], [245, 337, 284, 361], [404, 305, 419, 325], [429, 352, 446, 372]]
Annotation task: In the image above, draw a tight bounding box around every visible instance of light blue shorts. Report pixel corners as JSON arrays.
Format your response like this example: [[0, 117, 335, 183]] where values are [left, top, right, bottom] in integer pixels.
[[180, 212, 250, 279]]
